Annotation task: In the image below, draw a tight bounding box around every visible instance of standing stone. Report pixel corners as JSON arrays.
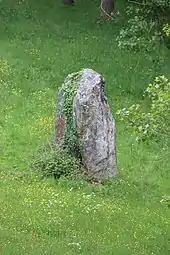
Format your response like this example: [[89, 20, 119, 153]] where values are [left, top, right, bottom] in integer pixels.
[[55, 69, 117, 181]]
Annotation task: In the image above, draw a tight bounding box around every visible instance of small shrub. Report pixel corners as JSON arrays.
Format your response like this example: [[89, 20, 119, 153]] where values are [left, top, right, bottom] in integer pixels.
[[116, 75, 170, 141], [32, 142, 81, 179], [129, 0, 170, 19], [116, 7, 159, 51], [162, 23, 170, 48], [162, 23, 170, 37]]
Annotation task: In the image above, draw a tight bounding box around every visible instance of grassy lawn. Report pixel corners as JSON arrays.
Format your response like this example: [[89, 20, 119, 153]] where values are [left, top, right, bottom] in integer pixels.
[[0, 0, 170, 254]]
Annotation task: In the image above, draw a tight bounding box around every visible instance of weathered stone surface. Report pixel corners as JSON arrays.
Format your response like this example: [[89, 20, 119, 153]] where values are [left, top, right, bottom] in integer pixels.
[[55, 69, 117, 180], [73, 69, 117, 180]]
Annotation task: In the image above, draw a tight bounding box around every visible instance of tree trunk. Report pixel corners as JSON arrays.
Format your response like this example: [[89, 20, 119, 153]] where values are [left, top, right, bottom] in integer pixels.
[[62, 0, 74, 4], [100, 0, 115, 19]]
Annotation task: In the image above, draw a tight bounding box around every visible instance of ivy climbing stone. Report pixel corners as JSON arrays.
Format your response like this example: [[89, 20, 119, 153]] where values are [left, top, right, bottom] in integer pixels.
[[55, 69, 117, 181], [55, 71, 80, 157]]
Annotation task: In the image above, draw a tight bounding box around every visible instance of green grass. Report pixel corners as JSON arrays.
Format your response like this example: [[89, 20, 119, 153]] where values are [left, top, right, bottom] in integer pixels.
[[0, 0, 170, 254], [0, 174, 170, 255]]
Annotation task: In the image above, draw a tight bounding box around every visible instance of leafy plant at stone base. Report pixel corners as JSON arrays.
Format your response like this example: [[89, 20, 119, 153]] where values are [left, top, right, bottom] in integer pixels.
[[31, 141, 81, 180], [116, 75, 170, 142]]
